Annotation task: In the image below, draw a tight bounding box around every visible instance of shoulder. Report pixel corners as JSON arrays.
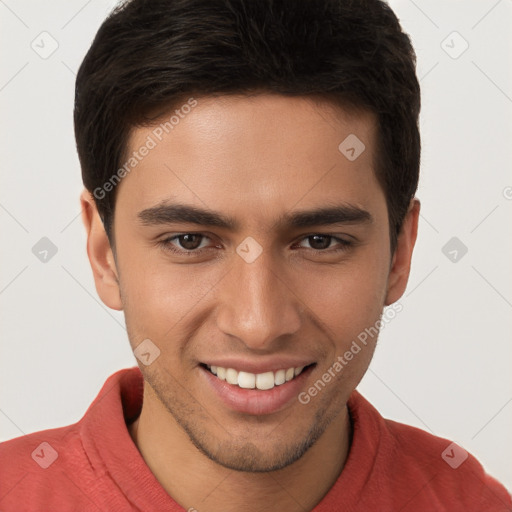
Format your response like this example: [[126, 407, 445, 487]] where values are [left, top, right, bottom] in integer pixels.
[[0, 422, 80, 474], [0, 368, 143, 511], [0, 423, 98, 509], [394, 419, 511, 509], [348, 391, 512, 511]]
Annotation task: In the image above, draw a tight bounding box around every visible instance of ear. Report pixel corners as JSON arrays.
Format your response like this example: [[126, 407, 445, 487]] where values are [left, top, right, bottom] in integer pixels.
[[80, 189, 123, 311], [384, 198, 420, 306]]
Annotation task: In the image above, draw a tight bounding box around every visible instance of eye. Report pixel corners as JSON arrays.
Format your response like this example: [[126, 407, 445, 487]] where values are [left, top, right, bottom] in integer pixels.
[[158, 233, 214, 255], [296, 234, 352, 253], [157, 232, 353, 257]]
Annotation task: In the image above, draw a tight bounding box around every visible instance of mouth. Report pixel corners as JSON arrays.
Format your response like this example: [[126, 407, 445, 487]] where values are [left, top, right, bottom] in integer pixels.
[[201, 363, 313, 390], [199, 362, 316, 415]]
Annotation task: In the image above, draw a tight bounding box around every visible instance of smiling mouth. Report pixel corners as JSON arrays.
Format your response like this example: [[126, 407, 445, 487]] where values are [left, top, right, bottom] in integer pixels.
[[201, 363, 315, 390]]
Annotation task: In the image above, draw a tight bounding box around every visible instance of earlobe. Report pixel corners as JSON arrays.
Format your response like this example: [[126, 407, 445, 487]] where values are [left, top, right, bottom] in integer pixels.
[[80, 189, 123, 311], [384, 198, 420, 306]]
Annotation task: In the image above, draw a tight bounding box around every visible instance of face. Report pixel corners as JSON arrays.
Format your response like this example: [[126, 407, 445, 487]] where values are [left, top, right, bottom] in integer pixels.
[[82, 94, 418, 472]]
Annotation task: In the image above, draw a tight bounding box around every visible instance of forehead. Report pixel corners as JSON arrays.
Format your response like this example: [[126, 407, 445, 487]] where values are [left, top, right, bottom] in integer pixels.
[[115, 94, 384, 232]]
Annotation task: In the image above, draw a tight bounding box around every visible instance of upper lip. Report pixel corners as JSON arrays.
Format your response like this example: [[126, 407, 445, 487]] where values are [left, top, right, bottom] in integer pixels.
[[200, 358, 315, 374]]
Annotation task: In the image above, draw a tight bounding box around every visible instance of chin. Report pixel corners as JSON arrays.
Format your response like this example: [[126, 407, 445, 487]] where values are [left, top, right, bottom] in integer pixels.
[[177, 412, 330, 473], [194, 438, 312, 473]]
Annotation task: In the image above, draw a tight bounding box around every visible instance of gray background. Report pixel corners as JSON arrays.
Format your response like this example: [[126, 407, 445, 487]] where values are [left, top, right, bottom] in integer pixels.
[[1, 0, 511, 491]]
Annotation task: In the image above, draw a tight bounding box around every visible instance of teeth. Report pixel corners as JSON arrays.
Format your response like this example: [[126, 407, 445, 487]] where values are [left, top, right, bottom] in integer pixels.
[[256, 371, 275, 390], [206, 365, 307, 390], [238, 371, 256, 389], [274, 369, 286, 385], [226, 368, 238, 385]]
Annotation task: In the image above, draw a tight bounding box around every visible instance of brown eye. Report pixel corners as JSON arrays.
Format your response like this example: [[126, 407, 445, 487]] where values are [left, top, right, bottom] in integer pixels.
[[158, 233, 213, 255], [298, 234, 352, 252], [307, 235, 332, 250], [176, 234, 204, 250]]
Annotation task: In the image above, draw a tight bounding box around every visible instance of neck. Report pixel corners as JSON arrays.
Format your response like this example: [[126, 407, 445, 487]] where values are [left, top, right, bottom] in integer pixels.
[[129, 385, 352, 512]]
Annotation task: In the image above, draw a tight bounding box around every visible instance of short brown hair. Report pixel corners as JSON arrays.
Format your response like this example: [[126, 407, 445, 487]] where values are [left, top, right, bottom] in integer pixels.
[[74, 0, 421, 251]]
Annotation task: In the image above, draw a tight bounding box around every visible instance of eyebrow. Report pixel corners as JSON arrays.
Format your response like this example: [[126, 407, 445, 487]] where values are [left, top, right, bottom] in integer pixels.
[[137, 201, 372, 231]]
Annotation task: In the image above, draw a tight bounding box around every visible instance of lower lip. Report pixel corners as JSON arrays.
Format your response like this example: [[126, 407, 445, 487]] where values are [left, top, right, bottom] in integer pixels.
[[200, 365, 314, 416]]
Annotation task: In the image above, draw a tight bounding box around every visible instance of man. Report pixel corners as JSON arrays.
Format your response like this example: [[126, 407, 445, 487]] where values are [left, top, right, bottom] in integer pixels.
[[1, 0, 510, 510]]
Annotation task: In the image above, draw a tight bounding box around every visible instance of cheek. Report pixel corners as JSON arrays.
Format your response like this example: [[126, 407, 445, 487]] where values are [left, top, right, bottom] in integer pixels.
[[119, 252, 226, 342], [118, 230, 390, 356], [303, 253, 390, 336], [299, 261, 389, 402]]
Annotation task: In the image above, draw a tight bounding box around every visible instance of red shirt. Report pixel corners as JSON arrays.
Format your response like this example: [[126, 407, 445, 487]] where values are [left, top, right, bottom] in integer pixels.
[[1, 367, 510, 511]]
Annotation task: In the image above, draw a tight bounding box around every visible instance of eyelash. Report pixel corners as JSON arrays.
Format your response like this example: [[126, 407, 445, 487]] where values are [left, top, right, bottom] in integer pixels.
[[157, 233, 353, 257]]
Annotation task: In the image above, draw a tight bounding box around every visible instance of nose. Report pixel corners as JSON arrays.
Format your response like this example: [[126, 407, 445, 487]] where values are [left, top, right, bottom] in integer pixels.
[[215, 246, 302, 350]]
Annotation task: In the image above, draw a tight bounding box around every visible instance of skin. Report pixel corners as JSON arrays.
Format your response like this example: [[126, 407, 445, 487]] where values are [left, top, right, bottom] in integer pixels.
[[80, 94, 420, 512]]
